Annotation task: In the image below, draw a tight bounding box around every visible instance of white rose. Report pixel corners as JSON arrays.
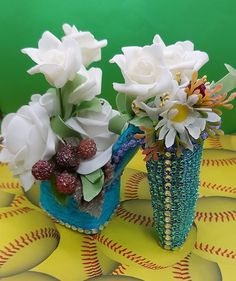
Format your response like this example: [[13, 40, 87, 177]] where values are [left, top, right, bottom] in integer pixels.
[[0, 102, 58, 191], [22, 31, 82, 88], [110, 44, 174, 101], [63, 23, 107, 67], [30, 88, 61, 116], [66, 99, 118, 174], [68, 65, 102, 105], [153, 35, 209, 84]]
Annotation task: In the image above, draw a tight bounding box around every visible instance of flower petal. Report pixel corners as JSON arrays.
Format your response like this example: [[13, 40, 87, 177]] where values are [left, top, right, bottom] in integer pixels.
[[180, 131, 193, 151], [165, 127, 176, 148], [77, 146, 113, 174], [21, 48, 41, 64], [155, 118, 166, 129], [186, 124, 201, 139], [206, 112, 221, 122], [187, 94, 199, 106], [159, 125, 169, 139], [38, 31, 61, 52], [68, 67, 102, 105], [153, 34, 166, 48], [19, 171, 35, 191]]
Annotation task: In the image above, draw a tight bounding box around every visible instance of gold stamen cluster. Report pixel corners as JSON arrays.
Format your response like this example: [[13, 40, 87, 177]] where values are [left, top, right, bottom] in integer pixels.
[[160, 93, 170, 107]]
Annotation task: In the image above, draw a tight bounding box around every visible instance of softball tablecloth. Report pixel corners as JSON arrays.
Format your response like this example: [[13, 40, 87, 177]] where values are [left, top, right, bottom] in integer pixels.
[[0, 136, 236, 281]]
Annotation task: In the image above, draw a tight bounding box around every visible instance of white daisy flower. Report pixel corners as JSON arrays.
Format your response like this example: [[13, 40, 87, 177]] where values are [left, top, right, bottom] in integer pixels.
[[155, 89, 221, 150]]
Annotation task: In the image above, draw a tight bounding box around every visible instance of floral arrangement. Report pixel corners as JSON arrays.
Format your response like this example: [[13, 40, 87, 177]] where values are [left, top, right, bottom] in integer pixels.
[[0, 24, 118, 217], [110, 35, 236, 158]]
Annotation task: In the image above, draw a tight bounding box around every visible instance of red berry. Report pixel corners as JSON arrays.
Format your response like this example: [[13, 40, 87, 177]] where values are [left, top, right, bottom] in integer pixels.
[[56, 145, 80, 168], [32, 160, 54, 180], [77, 138, 97, 159], [56, 171, 78, 194]]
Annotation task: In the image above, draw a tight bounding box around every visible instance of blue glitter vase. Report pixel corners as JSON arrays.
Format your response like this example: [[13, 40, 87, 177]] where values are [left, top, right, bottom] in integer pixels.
[[146, 144, 203, 250], [40, 125, 140, 234]]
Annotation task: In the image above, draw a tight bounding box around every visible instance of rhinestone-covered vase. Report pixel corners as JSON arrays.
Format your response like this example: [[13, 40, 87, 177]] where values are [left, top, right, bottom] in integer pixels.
[[40, 125, 140, 234], [146, 144, 203, 250]]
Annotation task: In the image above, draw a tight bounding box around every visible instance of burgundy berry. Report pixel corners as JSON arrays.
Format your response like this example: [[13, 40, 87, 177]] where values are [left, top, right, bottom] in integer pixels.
[[55, 171, 78, 194], [56, 145, 80, 168], [77, 138, 97, 160], [32, 160, 54, 180]]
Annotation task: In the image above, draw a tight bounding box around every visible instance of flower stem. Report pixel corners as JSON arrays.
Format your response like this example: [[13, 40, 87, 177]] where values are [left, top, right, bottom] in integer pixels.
[[58, 88, 64, 119]]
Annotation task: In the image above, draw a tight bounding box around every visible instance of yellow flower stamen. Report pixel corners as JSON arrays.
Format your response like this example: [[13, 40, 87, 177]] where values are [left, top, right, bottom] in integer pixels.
[[170, 104, 190, 123], [160, 93, 170, 107], [132, 102, 145, 115], [175, 72, 181, 84]]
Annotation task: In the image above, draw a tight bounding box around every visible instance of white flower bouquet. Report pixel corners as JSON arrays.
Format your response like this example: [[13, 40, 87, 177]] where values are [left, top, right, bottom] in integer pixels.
[[110, 35, 236, 249], [0, 24, 140, 233]]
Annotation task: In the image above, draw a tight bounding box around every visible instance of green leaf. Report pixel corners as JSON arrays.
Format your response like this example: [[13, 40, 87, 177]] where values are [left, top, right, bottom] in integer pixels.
[[116, 93, 135, 115], [198, 111, 209, 118], [74, 98, 102, 114], [84, 169, 104, 184], [50, 115, 81, 139], [62, 92, 74, 121], [130, 116, 153, 128], [50, 176, 69, 206], [214, 64, 236, 94], [207, 121, 221, 126], [61, 74, 87, 120], [108, 113, 132, 134], [81, 169, 105, 202]]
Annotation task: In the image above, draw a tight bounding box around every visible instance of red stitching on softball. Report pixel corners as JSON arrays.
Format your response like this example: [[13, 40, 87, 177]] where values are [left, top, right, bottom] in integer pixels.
[[96, 234, 163, 270], [116, 205, 154, 228], [201, 158, 236, 167], [0, 227, 60, 266], [0, 207, 33, 220], [112, 264, 128, 275], [0, 182, 21, 190], [207, 137, 223, 149], [10, 195, 27, 208], [195, 210, 236, 222], [81, 235, 103, 278], [201, 181, 236, 194], [124, 171, 147, 200], [172, 254, 191, 281], [194, 242, 236, 259]]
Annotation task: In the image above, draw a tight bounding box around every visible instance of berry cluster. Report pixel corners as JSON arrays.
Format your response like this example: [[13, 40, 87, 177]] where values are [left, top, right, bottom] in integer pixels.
[[32, 138, 113, 197], [32, 138, 97, 195]]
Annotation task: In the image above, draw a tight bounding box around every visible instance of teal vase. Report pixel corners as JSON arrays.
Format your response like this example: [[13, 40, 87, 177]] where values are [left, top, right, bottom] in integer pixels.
[[146, 144, 203, 250], [40, 125, 140, 234]]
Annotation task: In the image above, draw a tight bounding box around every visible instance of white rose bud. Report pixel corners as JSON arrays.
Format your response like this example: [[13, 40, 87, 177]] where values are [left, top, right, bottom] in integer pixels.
[[0, 101, 58, 190], [110, 44, 174, 101], [68, 65, 102, 105], [22, 31, 82, 88], [63, 23, 107, 67], [153, 35, 209, 84]]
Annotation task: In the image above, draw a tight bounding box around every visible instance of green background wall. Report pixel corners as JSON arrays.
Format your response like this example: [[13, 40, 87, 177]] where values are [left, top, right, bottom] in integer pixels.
[[0, 0, 236, 133]]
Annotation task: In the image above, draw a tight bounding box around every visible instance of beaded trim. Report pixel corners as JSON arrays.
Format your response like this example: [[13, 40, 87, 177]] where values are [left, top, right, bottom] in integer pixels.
[[40, 203, 120, 235], [163, 152, 172, 250]]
